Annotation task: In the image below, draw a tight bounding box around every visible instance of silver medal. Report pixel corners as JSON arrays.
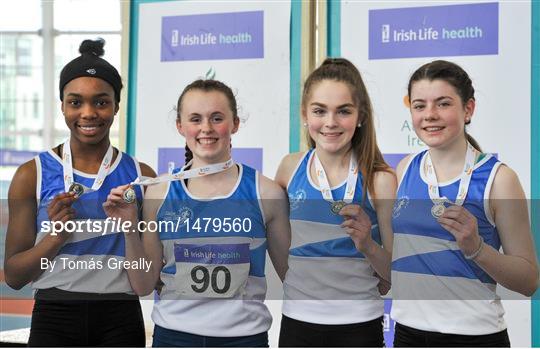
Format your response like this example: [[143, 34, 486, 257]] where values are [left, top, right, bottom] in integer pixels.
[[69, 183, 85, 198], [331, 201, 346, 215], [431, 203, 445, 218], [122, 187, 136, 204], [425, 143, 477, 221]]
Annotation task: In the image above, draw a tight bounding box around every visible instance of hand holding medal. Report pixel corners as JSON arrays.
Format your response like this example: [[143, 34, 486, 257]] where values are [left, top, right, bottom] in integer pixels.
[[313, 151, 375, 252], [437, 205, 484, 259], [46, 192, 77, 239], [426, 142, 485, 259], [102, 184, 139, 229], [104, 159, 235, 231], [339, 204, 373, 253]]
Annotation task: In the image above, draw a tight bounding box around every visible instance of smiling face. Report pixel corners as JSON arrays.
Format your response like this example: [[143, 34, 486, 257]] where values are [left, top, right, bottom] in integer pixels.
[[410, 79, 475, 150], [303, 80, 360, 155], [61, 77, 118, 146], [177, 89, 239, 164]]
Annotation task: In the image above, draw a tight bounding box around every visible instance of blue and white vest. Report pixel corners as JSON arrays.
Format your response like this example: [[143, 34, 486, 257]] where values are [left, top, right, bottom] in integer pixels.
[[282, 149, 384, 324], [152, 164, 272, 337], [391, 150, 506, 335], [33, 149, 143, 294]]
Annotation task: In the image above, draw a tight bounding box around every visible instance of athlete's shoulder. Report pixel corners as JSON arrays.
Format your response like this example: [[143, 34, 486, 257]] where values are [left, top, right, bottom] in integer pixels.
[[139, 162, 157, 178], [280, 151, 306, 166], [396, 151, 424, 183], [490, 164, 524, 200], [373, 169, 397, 190], [9, 158, 37, 200], [258, 173, 287, 201], [145, 175, 170, 201], [275, 151, 308, 189]]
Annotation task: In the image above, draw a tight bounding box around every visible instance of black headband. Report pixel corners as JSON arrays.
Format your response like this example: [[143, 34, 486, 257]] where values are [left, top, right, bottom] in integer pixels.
[[59, 38, 122, 102]]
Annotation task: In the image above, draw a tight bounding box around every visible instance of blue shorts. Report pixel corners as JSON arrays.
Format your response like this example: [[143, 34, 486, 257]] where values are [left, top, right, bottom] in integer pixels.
[[152, 324, 268, 347]]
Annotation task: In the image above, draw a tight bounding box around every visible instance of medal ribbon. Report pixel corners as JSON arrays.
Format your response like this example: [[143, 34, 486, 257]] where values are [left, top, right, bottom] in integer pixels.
[[425, 142, 476, 207], [131, 158, 234, 186], [313, 151, 358, 205], [62, 139, 113, 193]]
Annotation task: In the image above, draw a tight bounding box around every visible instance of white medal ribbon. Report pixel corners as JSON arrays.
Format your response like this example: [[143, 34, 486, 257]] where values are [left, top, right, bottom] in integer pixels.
[[62, 139, 113, 195], [313, 151, 358, 214], [425, 142, 476, 218], [130, 158, 234, 186]]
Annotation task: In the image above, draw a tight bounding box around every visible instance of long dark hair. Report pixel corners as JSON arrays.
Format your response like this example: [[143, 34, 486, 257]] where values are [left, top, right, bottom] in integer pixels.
[[407, 60, 482, 151], [302, 57, 391, 200], [176, 79, 239, 164]]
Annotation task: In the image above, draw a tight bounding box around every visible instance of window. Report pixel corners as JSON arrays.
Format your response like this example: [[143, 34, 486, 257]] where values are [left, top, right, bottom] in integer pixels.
[[0, 0, 124, 331], [0, 0, 123, 185]]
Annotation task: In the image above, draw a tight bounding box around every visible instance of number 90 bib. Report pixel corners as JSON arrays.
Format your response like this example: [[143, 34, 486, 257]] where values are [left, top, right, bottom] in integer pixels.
[[173, 243, 250, 298]]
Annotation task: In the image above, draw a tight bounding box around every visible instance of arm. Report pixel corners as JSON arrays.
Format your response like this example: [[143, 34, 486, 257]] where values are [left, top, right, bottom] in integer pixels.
[[340, 170, 396, 282], [274, 152, 304, 190], [259, 174, 291, 281], [267, 153, 305, 281], [138, 162, 157, 192], [395, 154, 413, 185], [4, 160, 76, 289], [103, 164, 163, 296], [438, 165, 539, 296]]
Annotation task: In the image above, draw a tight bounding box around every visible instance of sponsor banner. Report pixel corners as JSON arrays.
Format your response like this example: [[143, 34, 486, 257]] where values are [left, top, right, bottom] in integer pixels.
[[369, 2, 498, 59], [174, 243, 250, 264], [384, 299, 395, 346], [383, 154, 408, 169], [157, 147, 263, 174], [161, 11, 264, 61]]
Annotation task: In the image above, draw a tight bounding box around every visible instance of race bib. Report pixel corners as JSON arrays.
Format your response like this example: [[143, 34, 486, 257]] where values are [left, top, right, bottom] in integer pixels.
[[173, 243, 250, 298]]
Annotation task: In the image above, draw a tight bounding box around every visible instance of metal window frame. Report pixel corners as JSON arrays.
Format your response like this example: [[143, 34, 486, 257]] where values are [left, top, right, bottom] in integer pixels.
[[0, 1, 123, 150]]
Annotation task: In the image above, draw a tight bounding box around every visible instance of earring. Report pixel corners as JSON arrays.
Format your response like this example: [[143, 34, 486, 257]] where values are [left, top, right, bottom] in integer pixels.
[[357, 122, 362, 128], [303, 122, 308, 127]]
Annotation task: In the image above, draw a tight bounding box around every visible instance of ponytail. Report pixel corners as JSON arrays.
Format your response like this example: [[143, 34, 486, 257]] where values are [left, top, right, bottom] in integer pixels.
[[185, 145, 193, 165], [465, 132, 482, 152]]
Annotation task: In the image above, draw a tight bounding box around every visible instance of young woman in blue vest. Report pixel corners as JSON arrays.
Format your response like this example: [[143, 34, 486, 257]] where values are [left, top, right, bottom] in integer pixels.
[[104, 79, 291, 347], [274, 58, 396, 347], [391, 60, 539, 347], [4, 39, 155, 346]]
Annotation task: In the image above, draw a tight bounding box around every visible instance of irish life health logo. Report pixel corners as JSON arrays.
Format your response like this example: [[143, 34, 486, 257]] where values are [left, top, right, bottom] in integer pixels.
[[161, 11, 264, 62], [369, 2, 498, 59]]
